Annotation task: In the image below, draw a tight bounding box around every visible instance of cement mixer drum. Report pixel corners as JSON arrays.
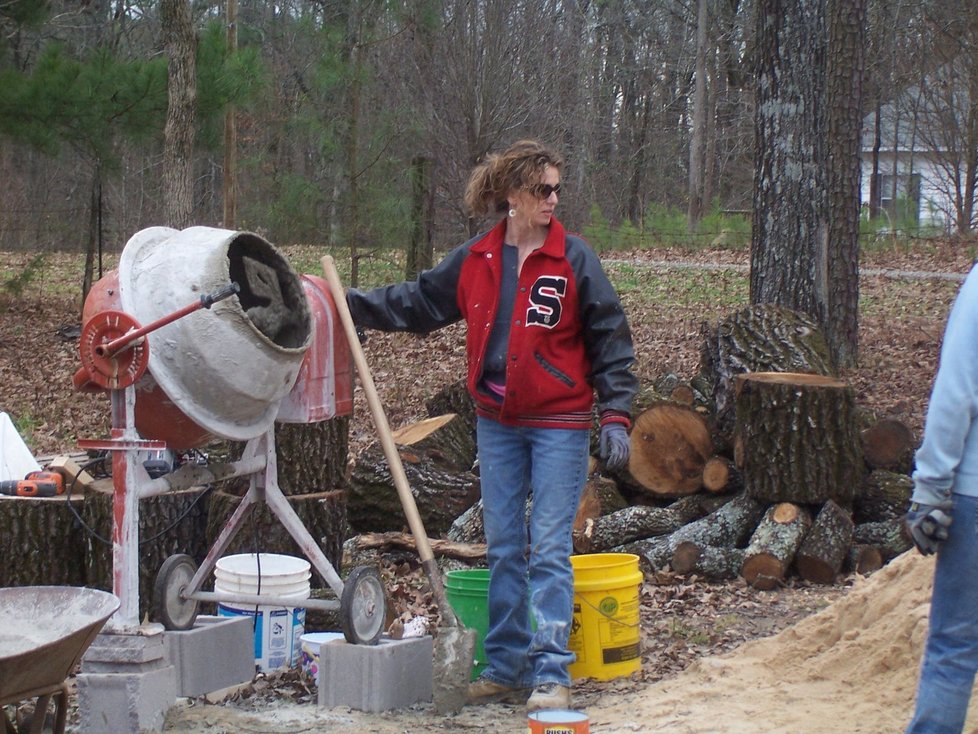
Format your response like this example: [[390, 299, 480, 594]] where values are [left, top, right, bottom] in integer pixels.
[[117, 226, 311, 442]]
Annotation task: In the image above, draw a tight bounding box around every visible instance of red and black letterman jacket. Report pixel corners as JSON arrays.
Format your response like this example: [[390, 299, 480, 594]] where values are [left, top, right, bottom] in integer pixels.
[[346, 217, 638, 431]]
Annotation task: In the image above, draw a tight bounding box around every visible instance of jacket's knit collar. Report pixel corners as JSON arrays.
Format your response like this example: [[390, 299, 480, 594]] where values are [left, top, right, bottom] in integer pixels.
[[472, 216, 567, 259]]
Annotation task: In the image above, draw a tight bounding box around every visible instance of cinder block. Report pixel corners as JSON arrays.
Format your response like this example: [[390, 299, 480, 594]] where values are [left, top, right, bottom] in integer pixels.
[[165, 615, 256, 697], [82, 626, 166, 668], [319, 636, 433, 712], [75, 664, 175, 734]]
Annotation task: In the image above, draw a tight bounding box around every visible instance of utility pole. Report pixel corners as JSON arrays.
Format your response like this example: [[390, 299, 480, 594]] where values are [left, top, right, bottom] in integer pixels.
[[222, 0, 237, 228]]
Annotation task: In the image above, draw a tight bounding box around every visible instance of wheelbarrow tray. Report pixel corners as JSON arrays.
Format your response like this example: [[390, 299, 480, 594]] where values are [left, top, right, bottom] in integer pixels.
[[0, 587, 119, 704]]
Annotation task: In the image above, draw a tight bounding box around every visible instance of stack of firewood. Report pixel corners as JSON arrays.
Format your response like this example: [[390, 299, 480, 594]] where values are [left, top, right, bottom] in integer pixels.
[[348, 303, 918, 590]]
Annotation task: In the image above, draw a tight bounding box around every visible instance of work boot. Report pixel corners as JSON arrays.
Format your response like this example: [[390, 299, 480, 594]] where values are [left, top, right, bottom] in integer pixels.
[[526, 683, 571, 712], [467, 676, 526, 705]]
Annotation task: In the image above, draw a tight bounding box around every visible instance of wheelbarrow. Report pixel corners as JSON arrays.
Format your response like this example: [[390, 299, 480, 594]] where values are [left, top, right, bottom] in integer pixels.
[[0, 587, 119, 734]]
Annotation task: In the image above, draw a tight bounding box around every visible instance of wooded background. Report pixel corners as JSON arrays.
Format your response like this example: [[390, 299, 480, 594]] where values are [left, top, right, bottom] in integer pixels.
[[2, 0, 975, 265]]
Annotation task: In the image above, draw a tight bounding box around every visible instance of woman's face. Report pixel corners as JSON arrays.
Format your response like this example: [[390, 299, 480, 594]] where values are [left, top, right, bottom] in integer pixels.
[[511, 165, 561, 228]]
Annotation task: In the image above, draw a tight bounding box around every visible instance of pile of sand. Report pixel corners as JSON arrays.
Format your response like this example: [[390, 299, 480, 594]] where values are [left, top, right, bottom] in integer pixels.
[[164, 551, 968, 734]]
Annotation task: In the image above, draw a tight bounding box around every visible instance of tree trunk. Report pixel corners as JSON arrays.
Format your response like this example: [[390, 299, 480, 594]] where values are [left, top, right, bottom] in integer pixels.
[[578, 493, 730, 553], [273, 417, 350, 495], [405, 155, 434, 280], [204, 488, 347, 585], [391, 413, 476, 472], [161, 0, 197, 228], [622, 491, 766, 571], [0, 495, 87, 587], [628, 402, 713, 496], [735, 372, 864, 505], [425, 379, 476, 438], [83, 480, 211, 618], [672, 542, 745, 580], [853, 519, 912, 561], [347, 443, 479, 536], [741, 502, 812, 590], [698, 305, 833, 439], [855, 469, 913, 523], [795, 499, 854, 584], [861, 418, 915, 474]]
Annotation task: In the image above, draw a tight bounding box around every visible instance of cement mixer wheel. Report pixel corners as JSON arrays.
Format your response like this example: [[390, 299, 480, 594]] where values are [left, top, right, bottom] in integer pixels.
[[340, 565, 387, 645], [154, 553, 200, 631]]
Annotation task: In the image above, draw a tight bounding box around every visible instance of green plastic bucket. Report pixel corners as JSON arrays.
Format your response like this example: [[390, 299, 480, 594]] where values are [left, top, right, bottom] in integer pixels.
[[444, 568, 490, 680]]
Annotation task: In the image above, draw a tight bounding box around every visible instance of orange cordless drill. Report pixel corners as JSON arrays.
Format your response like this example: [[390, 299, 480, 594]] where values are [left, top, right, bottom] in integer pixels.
[[0, 470, 64, 497]]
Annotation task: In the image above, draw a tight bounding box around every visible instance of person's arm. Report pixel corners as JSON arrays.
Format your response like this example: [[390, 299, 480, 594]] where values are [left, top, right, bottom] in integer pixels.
[[346, 243, 469, 334]]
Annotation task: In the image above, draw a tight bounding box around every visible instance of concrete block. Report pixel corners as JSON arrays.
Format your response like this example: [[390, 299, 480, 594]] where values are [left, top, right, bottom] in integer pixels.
[[319, 636, 433, 713], [75, 664, 175, 734], [166, 615, 256, 697], [82, 626, 166, 668]]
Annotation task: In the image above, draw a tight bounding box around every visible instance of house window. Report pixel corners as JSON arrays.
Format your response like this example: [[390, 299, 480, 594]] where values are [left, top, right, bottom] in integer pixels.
[[879, 173, 921, 222]]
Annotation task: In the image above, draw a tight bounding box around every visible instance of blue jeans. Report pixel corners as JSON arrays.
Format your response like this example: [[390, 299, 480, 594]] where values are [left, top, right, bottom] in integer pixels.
[[475, 416, 589, 689], [906, 493, 978, 734]]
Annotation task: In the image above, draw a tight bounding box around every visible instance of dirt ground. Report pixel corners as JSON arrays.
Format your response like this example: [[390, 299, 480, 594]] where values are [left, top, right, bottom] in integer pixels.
[[157, 551, 961, 734]]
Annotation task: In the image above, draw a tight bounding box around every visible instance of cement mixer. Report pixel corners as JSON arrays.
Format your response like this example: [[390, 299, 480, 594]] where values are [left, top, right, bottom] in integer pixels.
[[74, 226, 386, 646]]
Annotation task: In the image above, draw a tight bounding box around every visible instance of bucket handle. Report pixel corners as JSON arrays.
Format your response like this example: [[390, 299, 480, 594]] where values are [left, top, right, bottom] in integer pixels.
[[577, 594, 641, 628]]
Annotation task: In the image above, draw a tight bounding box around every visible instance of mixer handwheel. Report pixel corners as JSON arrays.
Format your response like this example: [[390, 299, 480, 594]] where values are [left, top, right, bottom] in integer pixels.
[[340, 565, 387, 645], [79, 309, 149, 389], [154, 554, 200, 631]]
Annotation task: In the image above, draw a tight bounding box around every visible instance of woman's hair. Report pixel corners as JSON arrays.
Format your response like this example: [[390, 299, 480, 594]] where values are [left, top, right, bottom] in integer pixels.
[[464, 139, 563, 217]]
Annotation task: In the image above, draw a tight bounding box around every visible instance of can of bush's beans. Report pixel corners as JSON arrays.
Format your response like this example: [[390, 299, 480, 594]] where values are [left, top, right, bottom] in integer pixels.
[[526, 709, 590, 734]]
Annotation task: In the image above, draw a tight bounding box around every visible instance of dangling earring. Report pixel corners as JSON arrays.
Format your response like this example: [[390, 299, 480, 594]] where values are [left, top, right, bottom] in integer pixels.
[[508, 207, 516, 218]]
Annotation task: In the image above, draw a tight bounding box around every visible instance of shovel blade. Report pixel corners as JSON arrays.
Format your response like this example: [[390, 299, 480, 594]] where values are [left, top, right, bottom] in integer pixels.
[[431, 624, 476, 715]]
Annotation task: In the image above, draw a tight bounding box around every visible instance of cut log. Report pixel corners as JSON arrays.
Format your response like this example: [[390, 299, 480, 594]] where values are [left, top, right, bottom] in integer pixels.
[[702, 456, 743, 494], [273, 417, 350, 495], [347, 443, 479, 536], [861, 418, 915, 473], [622, 491, 766, 571], [671, 542, 745, 579], [735, 372, 864, 505], [391, 413, 476, 472], [425, 379, 476, 435], [578, 493, 730, 553], [447, 498, 486, 544], [794, 499, 854, 584], [354, 531, 486, 560], [205, 487, 346, 584], [0, 494, 87, 587], [853, 519, 912, 561], [855, 469, 913, 523], [588, 472, 629, 515], [741, 502, 812, 590], [845, 544, 884, 575], [628, 402, 713, 497], [698, 304, 833, 439], [573, 481, 603, 545], [84, 480, 211, 618]]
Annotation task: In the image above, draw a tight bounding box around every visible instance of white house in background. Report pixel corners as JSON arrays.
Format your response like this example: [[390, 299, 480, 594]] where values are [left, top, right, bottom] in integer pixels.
[[860, 66, 975, 233]]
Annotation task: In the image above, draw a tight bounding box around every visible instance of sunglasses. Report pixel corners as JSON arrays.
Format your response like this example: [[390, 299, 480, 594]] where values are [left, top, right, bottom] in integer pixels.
[[527, 183, 562, 199]]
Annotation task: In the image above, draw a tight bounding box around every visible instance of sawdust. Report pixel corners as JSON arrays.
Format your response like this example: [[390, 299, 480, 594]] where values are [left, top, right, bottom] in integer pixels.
[[161, 550, 965, 734]]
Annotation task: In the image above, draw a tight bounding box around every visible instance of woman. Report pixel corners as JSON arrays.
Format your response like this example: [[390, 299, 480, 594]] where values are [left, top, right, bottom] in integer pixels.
[[346, 139, 637, 712]]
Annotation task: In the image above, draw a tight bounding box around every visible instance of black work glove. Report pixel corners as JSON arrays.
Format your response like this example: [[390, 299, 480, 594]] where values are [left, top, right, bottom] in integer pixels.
[[599, 423, 630, 471], [905, 500, 953, 556]]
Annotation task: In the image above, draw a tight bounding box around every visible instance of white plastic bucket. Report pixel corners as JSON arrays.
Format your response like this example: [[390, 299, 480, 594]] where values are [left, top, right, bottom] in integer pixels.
[[215, 553, 311, 672]]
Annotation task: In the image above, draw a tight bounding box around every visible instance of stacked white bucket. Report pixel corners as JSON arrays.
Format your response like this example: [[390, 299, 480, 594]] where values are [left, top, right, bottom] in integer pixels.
[[215, 553, 311, 671]]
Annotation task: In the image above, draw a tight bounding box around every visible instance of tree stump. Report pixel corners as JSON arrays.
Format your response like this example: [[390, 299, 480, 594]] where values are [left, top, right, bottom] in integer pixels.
[[853, 519, 912, 561], [855, 469, 913, 523], [83, 480, 211, 618], [205, 487, 346, 585], [735, 372, 864, 505], [741, 502, 812, 590], [698, 304, 834, 439], [578, 493, 730, 553], [0, 494, 87, 587], [861, 418, 915, 474], [391, 413, 476, 472], [628, 402, 713, 497], [795, 499, 854, 584], [347, 443, 479, 536], [623, 491, 766, 571], [672, 542, 745, 579]]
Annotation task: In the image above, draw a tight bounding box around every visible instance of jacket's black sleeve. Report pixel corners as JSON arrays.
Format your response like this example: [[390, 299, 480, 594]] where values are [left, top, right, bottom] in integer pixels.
[[567, 236, 639, 416], [345, 243, 469, 334]]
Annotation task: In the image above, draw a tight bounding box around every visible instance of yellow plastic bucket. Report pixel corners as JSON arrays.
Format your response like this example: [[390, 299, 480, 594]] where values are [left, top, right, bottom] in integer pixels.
[[568, 553, 642, 681]]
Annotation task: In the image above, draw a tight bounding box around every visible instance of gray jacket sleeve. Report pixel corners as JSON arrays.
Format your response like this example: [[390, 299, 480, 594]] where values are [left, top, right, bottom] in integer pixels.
[[345, 243, 469, 334]]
